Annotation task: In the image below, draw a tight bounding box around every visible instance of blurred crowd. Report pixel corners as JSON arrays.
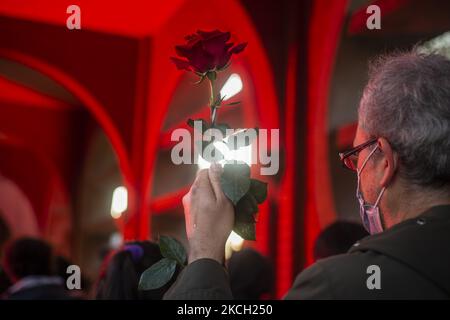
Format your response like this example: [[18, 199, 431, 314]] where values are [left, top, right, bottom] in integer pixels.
[[0, 213, 366, 300]]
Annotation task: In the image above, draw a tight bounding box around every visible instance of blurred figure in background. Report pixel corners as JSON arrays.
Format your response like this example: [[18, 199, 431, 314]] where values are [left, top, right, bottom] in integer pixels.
[[95, 241, 179, 300], [1, 237, 72, 299], [313, 221, 368, 261], [227, 248, 274, 300], [0, 174, 39, 239], [0, 213, 10, 254], [0, 214, 12, 295]]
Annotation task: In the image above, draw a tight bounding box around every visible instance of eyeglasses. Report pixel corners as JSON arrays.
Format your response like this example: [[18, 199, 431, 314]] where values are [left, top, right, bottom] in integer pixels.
[[339, 137, 378, 172]]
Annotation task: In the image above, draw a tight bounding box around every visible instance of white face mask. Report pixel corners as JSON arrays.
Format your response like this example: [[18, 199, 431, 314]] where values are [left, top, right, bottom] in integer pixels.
[[356, 145, 386, 234]]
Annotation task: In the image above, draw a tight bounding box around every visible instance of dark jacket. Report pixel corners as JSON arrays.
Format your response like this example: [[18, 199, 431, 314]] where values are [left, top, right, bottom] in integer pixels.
[[6, 284, 73, 300], [3, 276, 74, 300], [164, 205, 450, 299]]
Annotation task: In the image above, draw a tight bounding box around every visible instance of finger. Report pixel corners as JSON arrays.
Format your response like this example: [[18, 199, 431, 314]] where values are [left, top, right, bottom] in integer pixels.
[[208, 163, 224, 201], [191, 169, 214, 198], [182, 191, 191, 210]]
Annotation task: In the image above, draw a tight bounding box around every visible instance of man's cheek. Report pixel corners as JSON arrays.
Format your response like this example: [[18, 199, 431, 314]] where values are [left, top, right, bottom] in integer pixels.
[[362, 176, 377, 203]]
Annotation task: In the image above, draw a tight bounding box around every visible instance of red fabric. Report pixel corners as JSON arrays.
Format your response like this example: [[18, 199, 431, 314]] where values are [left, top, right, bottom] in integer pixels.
[[305, 0, 348, 266], [276, 45, 298, 298], [0, 77, 79, 230]]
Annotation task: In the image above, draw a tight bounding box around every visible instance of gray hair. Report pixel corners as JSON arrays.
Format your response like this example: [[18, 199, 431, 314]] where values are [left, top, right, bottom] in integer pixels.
[[359, 50, 450, 189]]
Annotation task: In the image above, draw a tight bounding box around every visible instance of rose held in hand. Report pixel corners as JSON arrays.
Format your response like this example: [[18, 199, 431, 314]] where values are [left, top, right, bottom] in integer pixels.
[[139, 30, 264, 291], [171, 30, 247, 75], [183, 165, 235, 264]]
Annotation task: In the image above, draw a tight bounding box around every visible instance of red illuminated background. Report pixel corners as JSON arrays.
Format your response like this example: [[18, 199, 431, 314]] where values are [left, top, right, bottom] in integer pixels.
[[0, 0, 449, 298]]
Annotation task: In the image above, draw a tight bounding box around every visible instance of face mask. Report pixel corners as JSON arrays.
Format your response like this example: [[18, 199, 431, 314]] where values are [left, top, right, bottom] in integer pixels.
[[356, 145, 386, 234]]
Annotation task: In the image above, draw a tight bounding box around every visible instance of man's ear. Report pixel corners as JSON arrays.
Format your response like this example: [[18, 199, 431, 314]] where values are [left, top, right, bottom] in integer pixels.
[[378, 137, 398, 187]]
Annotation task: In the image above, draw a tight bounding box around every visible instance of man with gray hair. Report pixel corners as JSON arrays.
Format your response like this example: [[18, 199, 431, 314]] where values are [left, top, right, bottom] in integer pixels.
[[164, 51, 450, 299]]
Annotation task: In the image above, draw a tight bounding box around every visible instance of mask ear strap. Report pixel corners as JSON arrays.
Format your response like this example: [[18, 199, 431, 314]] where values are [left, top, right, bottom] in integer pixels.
[[374, 186, 386, 206], [358, 144, 379, 174]]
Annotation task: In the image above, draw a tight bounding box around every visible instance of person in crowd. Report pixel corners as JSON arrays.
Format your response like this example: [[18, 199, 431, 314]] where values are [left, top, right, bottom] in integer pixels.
[[1, 237, 72, 299], [95, 240, 179, 300], [0, 214, 12, 295], [227, 248, 274, 300], [0, 174, 39, 238], [164, 50, 450, 299], [0, 213, 10, 254], [313, 221, 368, 261], [55, 255, 90, 299]]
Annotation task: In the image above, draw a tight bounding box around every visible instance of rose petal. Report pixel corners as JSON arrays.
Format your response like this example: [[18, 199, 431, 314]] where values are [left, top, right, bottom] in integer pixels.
[[217, 52, 232, 70], [190, 53, 215, 73], [184, 34, 197, 42], [175, 44, 195, 58], [170, 57, 191, 71], [185, 34, 201, 48], [197, 29, 224, 40], [202, 32, 231, 57], [173, 30, 241, 73], [230, 42, 248, 54], [187, 42, 215, 73]]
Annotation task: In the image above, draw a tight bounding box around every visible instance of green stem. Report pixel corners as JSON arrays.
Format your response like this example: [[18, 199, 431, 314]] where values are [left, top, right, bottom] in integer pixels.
[[209, 79, 217, 126]]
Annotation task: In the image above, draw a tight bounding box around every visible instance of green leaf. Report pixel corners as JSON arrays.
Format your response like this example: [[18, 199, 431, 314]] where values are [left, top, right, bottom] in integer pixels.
[[138, 258, 177, 290], [249, 179, 268, 204], [213, 95, 226, 107], [233, 221, 256, 241], [159, 236, 187, 266], [226, 101, 241, 106], [206, 71, 217, 81], [193, 74, 206, 85], [213, 123, 231, 137], [187, 119, 209, 133], [227, 129, 258, 150], [235, 193, 258, 223], [217, 61, 231, 72], [220, 162, 251, 205]]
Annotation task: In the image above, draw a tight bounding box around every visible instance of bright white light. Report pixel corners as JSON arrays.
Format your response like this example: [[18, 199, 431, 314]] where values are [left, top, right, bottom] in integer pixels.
[[225, 231, 245, 260], [197, 132, 253, 170], [109, 232, 123, 249], [229, 231, 244, 250], [111, 186, 127, 219], [220, 73, 243, 101]]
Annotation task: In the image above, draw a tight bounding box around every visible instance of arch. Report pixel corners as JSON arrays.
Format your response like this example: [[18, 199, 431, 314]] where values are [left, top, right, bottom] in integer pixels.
[[0, 48, 134, 198], [0, 134, 68, 239]]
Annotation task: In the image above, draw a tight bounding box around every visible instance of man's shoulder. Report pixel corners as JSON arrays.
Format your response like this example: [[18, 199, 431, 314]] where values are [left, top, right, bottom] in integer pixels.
[[285, 251, 374, 299], [287, 246, 449, 299]]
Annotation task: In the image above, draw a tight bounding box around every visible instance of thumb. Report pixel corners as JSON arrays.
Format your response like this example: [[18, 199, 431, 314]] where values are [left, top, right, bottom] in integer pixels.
[[208, 163, 224, 201]]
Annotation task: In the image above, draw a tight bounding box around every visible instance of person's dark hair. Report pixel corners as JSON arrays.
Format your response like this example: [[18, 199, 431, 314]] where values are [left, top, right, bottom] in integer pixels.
[[227, 248, 274, 300], [95, 241, 179, 300], [313, 221, 368, 261], [359, 50, 450, 189], [2, 237, 55, 281]]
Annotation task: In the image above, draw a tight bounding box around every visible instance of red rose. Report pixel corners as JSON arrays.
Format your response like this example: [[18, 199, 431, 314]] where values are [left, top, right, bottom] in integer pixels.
[[171, 30, 247, 75]]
